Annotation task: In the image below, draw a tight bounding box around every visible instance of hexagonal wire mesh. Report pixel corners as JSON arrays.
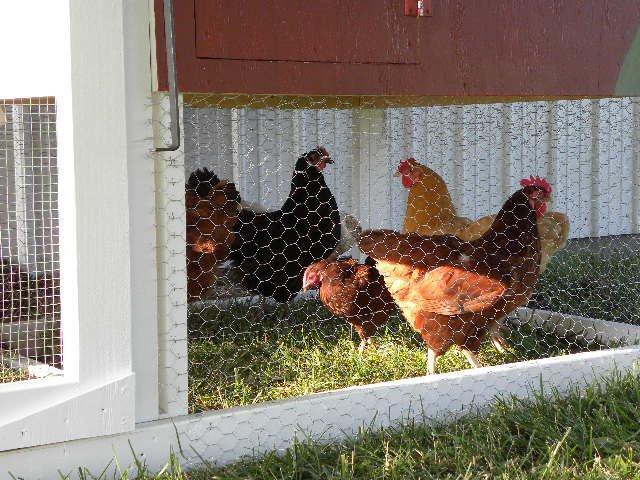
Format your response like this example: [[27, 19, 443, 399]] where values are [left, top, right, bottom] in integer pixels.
[[155, 95, 640, 414], [0, 97, 62, 383]]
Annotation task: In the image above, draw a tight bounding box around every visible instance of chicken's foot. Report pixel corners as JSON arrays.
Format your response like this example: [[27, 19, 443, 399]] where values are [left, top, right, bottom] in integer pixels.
[[247, 296, 269, 322], [461, 349, 482, 369], [490, 333, 511, 354], [427, 349, 438, 375], [357, 337, 373, 353], [488, 322, 511, 354]]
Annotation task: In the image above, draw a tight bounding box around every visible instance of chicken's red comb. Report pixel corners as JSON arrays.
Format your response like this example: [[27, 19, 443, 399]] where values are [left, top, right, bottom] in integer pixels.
[[398, 157, 419, 169], [520, 175, 552, 195], [315, 146, 330, 160]]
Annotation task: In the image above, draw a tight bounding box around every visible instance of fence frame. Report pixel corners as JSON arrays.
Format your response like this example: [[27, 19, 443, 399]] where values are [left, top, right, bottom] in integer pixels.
[[0, 0, 158, 449], [0, 0, 640, 476], [2, 346, 640, 477]]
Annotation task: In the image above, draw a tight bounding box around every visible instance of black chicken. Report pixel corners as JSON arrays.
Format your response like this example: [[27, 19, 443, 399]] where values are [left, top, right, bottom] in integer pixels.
[[229, 147, 341, 303]]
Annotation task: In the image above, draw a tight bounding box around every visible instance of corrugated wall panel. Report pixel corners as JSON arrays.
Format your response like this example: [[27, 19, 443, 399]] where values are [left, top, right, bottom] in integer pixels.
[[184, 99, 640, 239]]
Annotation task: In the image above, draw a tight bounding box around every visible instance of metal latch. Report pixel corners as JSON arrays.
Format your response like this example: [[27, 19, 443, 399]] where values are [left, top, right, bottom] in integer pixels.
[[156, 0, 181, 152], [404, 0, 433, 17]]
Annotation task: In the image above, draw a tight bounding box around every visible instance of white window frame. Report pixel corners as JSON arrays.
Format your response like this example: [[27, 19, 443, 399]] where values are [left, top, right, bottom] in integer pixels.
[[0, 0, 158, 450]]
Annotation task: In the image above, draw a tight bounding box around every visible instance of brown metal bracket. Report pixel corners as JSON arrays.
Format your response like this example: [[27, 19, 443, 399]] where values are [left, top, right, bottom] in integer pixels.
[[404, 0, 433, 17], [155, 0, 181, 152]]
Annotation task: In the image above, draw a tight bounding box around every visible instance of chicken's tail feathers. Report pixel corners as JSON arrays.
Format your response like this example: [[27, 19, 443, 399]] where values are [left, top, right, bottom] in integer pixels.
[[332, 212, 363, 257], [343, 213, 363, 240], [555, 212, 571, 249], [240, 199, 268, 213], [363, 256, 376, 266], [541, 211, 571, 250], [186, 168, 221, 198]]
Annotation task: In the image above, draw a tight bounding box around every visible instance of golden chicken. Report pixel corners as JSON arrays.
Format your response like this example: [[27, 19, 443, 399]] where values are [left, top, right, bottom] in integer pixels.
[[395, 158, 570, 272]]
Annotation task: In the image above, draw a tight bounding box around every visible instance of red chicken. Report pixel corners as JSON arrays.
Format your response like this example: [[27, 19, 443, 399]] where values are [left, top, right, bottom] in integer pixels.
[[303, 257, 396, 351], [185, 168, 242, 302], [357, 176, 552, 374]]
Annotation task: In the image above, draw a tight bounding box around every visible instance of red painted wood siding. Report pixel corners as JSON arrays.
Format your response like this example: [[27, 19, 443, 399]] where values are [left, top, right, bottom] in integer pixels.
[[156, 0, 640, 96], [194, 0, 419, 64]]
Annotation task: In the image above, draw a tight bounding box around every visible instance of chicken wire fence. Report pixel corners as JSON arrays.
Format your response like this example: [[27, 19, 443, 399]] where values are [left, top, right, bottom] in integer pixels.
[[154, 95, 640, 415], [0, 98, 61, 383]]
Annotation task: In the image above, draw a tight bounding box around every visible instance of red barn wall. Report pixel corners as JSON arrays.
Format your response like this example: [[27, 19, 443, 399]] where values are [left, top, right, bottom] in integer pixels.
[[155, 1, 640, 97]]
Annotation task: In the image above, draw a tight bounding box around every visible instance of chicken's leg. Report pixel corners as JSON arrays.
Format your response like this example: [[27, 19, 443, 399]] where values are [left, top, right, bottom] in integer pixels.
[[427, 349, 438, 375], [357, 337, 374, 353], [488, 321, 511, 354], [248, 296, 270, 322], [461, 349, 482, 369]]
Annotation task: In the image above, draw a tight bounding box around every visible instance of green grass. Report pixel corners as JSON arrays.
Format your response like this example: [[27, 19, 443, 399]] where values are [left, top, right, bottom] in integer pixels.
[[201, 370, 640, 480], [60, 370, 640, 479], [0, 365, 28, 383], [187, 300, 593, 413], [187, 248, 639, 413], [533, 250, 640, 325]]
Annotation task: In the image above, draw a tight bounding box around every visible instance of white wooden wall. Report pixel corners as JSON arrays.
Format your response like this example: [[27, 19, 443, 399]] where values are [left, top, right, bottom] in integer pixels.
[[185, 98, 640, 239], [0, 0, 150, 450]]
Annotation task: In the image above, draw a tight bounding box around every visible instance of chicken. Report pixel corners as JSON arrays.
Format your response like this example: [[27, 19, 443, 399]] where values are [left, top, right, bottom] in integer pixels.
[[395, 158, 570, 272], [303, 257, 396, 351], [185, 168, 242, 302], [357, 176, 552, 374], [228, 147, 341, 303], [396, 158, 472, 236]]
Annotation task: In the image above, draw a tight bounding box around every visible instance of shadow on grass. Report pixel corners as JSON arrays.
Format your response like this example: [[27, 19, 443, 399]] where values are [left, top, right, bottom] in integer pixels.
[[186, 247, 639, 413], [532, 249, 640, 325], [187, 298, 604, 412]]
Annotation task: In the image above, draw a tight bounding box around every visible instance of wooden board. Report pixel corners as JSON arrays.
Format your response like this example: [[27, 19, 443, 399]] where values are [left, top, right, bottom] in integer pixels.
[[194, 0, 419, 64], [155, 0, 640, 97]]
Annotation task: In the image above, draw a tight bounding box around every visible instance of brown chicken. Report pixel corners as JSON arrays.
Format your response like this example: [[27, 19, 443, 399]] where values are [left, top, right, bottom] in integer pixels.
[[185, 168, 241, 302], [395, 158, 570, 272], [357, 177, 552, 374], [303, 257, 396, 351]]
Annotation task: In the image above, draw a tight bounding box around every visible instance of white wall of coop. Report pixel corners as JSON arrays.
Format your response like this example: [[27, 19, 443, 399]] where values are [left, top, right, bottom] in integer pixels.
[[0, 0, 64, 271], [185, 99, 640, 239], [0, 0, 157, 449]]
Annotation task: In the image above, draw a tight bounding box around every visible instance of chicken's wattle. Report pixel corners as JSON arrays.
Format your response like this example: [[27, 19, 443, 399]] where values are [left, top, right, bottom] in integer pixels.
[[401, 174, 415, 188], [536, 202, 548, 219]]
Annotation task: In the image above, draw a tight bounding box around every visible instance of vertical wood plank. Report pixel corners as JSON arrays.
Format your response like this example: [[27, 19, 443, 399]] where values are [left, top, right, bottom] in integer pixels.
[[11, 105, 28, 265]]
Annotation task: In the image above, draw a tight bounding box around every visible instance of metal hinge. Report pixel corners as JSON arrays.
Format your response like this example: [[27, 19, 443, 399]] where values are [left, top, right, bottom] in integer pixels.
[[404, 0, 433, 17]]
